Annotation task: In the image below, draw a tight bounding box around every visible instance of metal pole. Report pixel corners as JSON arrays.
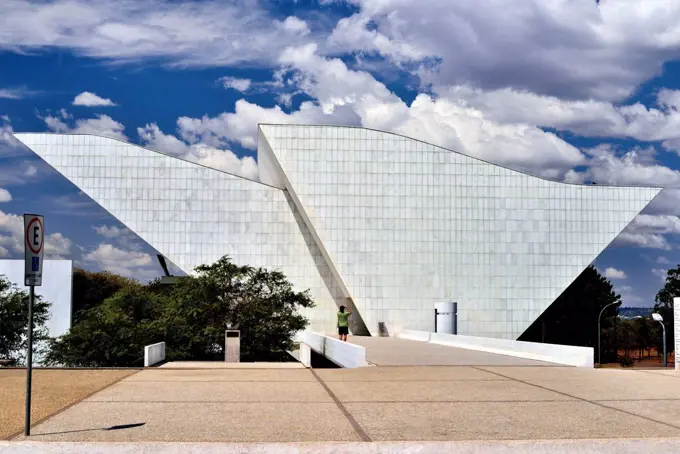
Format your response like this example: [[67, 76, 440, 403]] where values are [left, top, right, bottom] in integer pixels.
[[597, 301, 618, 365], [434, 308, 438, 333], [452, 303, 458, 335], [662, 323, 667, 368], [25, 285, 34, 436]]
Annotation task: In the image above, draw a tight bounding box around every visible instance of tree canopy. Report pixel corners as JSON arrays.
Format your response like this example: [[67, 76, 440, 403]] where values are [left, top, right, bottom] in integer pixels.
[[0, 275, 51, 365], [653, 266, 678, 354], [519, 265, 621, 362], [46, 256, 315, 367]]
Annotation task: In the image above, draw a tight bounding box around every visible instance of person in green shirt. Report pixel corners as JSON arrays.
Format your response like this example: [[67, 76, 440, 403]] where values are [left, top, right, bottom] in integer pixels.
[[337, 305, 351, 341]]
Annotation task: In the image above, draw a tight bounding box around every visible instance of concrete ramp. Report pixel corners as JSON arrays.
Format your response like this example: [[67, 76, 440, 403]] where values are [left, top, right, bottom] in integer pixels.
[[349, 337, 560, 366]]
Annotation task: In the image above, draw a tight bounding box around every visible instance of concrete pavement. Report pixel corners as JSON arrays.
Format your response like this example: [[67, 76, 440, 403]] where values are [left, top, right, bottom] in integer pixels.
[[11, 365, 680, 443]]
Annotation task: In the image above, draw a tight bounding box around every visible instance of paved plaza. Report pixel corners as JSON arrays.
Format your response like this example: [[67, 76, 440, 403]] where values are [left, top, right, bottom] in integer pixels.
[[9, 365, 680, 444]]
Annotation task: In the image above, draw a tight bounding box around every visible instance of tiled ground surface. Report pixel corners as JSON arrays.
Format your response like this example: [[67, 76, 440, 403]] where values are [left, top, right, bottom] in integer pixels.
[[11, 365, 680, 442]]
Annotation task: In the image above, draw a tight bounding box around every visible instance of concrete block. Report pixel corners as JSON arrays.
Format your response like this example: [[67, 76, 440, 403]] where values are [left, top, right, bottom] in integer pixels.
[[144, 342, 165, 367]]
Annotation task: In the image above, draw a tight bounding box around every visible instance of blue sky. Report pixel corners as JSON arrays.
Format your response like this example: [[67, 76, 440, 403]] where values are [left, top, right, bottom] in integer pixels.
[[2, 0, 680, 306]]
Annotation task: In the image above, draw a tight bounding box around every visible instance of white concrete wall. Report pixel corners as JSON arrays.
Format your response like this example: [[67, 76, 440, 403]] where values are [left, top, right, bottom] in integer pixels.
[[674, 297, 679, 372], [144, 342, 166, 367], [0, 259, 72, 338], [299, 331, 368, 368], [15, 129, 661, 341], [260, 124, 659, 339], [397, 330, 593, 367], [14, 133, 341, 335]]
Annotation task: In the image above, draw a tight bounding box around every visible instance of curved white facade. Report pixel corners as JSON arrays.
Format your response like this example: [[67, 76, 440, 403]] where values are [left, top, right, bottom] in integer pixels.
[[14, 126, 661, 339]]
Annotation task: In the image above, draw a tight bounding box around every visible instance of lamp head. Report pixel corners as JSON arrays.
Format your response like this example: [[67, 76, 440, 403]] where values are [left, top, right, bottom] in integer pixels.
[[652, 313, 663, 322]]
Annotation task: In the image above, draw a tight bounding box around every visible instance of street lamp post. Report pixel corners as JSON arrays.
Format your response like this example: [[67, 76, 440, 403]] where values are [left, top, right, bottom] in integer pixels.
[[652, 312, 667, 368], [598, 302, 620, 365]]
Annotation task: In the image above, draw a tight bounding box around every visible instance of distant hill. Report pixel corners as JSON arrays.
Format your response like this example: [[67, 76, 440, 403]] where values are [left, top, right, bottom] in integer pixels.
[[618, 307, 653, 319]]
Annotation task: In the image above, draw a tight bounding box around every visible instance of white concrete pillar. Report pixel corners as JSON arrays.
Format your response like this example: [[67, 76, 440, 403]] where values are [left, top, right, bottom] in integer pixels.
[[674, 298, 680, 372]]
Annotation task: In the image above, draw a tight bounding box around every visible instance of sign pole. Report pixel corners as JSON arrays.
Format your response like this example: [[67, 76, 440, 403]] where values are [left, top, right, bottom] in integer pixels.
[[23, 213, 44, 437], [25, 285, 34, 436]]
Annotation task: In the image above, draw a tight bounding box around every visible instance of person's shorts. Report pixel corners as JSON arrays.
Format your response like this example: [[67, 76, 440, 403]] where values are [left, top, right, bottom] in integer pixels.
[[338, 326, 349, 335]]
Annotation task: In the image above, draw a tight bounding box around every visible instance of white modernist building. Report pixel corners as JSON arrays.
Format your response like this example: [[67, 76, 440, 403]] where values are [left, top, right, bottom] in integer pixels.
[[14, 126, 661, 339]]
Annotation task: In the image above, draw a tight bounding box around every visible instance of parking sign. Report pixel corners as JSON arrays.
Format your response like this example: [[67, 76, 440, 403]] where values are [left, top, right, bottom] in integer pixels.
[[24, 214, 44, 287]]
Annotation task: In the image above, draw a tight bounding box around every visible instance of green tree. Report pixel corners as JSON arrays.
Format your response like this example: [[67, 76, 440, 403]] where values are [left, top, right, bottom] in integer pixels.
[[45, 283, 166, 367], [519, 265, 621, 363], [653, 266, 677, 355], [71, 268, 133, 323], [0, 275, 51, 365], [46, 256, 315, 366]]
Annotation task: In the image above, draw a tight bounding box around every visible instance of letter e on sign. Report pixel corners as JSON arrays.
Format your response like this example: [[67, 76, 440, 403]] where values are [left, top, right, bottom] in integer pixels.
[[24, 214, 44, 287]]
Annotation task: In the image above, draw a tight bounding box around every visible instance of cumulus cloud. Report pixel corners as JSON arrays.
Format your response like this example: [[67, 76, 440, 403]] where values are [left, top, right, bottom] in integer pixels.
[[0, 188, 11, 203], [219, 77, 252, 92], [93, 225, 130, 238], [138, 123, 258, 180], [615, 214, 680, 250], [603, 267, 627, 280], [174, 44, 587, 179], [72, 91, 116, 107], [0, 209, 72, 258], [43, 110, 126, 141], [328, 0, 680, 101], [83, 243, 155, 280]]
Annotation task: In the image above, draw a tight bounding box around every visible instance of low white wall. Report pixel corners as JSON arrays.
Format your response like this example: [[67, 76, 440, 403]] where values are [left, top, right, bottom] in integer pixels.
[[144, 342, 166, 367], [397, 330, 594, 368], [398, 329, 432, 342], [299, 331, 368, 368]]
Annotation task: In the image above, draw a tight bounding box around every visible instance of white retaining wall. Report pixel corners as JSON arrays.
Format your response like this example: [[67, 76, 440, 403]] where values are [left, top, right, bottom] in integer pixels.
[[675, 297, 680, 372], [299, 331, 368, 368], [144, 342, 166, 367], [397, 330, 594, 368]]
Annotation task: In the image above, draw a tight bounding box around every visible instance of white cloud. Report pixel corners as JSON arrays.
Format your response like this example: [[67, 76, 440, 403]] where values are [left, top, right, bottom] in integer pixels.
[[652, 268, 669, 282], [83, 243, 155, 279], [176, 44, 586, 179], [328, 0, 680, 102], [0, 188, 11, 203], [615, 214, 680, 250], [43, 111, 126, 141], [72, 91, 116, 107], [24, 165, 37, 177], [138, 123, 258, 180], [603, 267, 627, 279], [656, 256, 671, 264], [0, 0, 320, 68], [0, 87, 35, 99], [0, 209, 72, 258], [93, 225, 130, 238], [219, 77, 252, 92], [277, 16, 310, 36]]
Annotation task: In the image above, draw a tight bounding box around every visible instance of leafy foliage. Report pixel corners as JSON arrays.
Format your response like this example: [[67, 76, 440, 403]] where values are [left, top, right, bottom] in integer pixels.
[[46, 256, 315, 366], [71, 268, 134, 324], [519, 265, 621, 362], [653, 266, 678, 354], [0, 275, 51, 365]]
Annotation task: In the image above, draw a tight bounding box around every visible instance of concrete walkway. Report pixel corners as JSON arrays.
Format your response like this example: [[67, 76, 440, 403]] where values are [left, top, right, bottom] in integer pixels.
[[349, 336, 557, 366], [11, 365, 680, 443]]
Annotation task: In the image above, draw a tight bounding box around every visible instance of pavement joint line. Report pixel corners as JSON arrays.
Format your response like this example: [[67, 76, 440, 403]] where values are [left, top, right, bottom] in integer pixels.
[[123, 380, 319, 383], [309, 368, 372, 442], [5, 369, 140, 441], [80, 398, 680, 404], [472, 366, 680, 432]]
